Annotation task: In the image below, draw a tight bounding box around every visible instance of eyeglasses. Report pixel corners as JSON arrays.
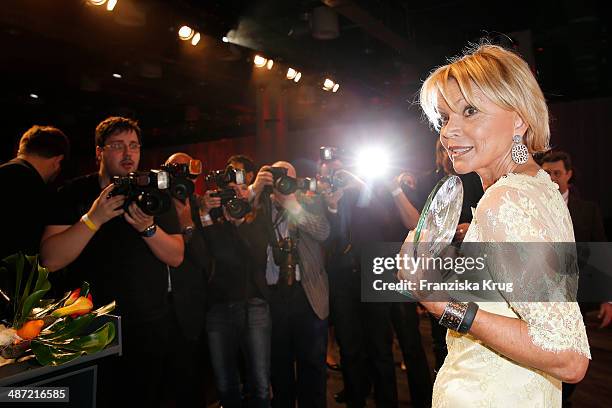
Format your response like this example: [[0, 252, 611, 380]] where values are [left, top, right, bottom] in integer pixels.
[[103, 141, 141, 151]]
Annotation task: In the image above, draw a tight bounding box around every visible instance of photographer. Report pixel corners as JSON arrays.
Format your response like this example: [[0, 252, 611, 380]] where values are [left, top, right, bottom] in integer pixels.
[[163, 152, 209, 407], [40, 117, 183, 407], [251, 161, 330, 408], [198, 161, 271, 408], [227, 154, 257, 185], [0, 125, 69, 259], [319, 158, 425, 408]]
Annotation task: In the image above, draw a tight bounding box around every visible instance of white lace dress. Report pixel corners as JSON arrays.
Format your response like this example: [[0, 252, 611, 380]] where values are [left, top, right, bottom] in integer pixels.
[[432, 170, 591, 407]]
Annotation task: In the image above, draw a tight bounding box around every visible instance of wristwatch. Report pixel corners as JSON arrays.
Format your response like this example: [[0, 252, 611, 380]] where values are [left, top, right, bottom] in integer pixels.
[[182, 225, 194, 240], [140, 223, 157, 237]]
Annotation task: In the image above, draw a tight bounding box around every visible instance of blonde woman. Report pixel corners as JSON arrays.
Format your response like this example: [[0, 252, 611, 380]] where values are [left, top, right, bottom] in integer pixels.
[[414, 44, 591, 406]]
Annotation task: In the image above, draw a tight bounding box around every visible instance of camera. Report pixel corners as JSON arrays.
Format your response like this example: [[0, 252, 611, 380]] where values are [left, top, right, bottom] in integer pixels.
[[109, 170, 172, 216], [317, 170, 351, 192], [160, 161, 200, 202], [205, 165, 251, 219], [320, 146, 346, 162], [272, 237, 299, 286], [266, 167, 317, 195]]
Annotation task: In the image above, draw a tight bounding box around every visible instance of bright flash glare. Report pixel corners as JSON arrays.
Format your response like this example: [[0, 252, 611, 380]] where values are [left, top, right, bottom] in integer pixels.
[[356, 146, 389, 178]]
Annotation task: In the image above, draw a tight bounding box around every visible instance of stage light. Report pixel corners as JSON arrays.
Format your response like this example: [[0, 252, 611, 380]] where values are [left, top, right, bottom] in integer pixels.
[[286, 68, 297, 80], [222, 36, 229, 43], [106, 0, 117, 11], [178, 25, 194, 41], [266, 59, 274, 70], [294, 72, 302, 83], [254, 55, 267, 68], [29, 93, 39, 99], [112, 73, 122, 78], [191, 32, 201, 46], [88, 0, 106, 6], [323, 78, 335, 91], [332, 83, 340, 93], [356, 146, 390, 179]]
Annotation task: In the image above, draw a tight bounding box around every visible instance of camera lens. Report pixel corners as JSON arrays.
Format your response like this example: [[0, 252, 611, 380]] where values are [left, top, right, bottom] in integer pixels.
[[138, 191, 171, 216], [275, 176, 297, 195], [226, 198, 251, 219]]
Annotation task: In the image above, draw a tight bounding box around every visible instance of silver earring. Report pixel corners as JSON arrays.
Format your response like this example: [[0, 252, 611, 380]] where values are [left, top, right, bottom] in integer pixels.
[[511, 134, 529, 164]]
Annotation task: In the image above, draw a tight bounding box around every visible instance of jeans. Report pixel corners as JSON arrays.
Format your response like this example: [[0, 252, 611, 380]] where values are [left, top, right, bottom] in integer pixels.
[[207, 297, 271, 408]]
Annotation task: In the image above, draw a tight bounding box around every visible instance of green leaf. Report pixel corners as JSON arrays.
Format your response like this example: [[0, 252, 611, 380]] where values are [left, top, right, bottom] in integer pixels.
[[39, 313, 96, 341], [92, 301, 116, 317], [79, 281, 90, 298], [9, 253, 25, 320], [15, 257, 36, 324], [33, 291, 72, 318], [31, 322, 116, 366], [16, 281, 51, 327], [61, 322, 116, 354], [30, 341, 86, 366], [33, 261, 49, 294]]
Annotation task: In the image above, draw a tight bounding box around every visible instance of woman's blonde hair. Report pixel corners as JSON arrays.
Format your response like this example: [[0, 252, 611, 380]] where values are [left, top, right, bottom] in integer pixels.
[[420, 43, 550, 153]]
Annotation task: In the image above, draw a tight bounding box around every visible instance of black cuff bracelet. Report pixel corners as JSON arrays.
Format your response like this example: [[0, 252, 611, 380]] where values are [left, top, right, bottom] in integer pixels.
[[458, 302, 479, 334], [438, 300, 479, 334]]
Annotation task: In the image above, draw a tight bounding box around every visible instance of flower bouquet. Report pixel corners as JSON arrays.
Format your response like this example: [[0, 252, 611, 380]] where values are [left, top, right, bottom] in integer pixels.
[[0, 253, 116, 366]]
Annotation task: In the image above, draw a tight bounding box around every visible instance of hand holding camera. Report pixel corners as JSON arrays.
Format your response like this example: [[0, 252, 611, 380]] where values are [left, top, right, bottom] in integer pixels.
[[199, 190, 222, 215], [87, 184, 126, 227], [252, 166, 274, 196], [124, 201, 155, 233], [205, 165, 252, 219]]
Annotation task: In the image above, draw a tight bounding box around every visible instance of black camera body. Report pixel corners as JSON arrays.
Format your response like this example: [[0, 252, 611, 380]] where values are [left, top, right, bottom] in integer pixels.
[[110, 170, 171, 216], [272, 237, 300, 286], [318, 170, 350, 192], [205, 166, 251, 219], [160, 162, 196, 202], [266, 167, 317, 195]]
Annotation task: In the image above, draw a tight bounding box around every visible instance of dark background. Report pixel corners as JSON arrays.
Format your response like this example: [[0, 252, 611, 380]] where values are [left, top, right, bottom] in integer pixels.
[[1, 0, 610, 234]]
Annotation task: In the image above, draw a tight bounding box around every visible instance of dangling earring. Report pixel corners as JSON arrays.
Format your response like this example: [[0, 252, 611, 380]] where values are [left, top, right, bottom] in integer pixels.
[[511, 134, 529, 164]]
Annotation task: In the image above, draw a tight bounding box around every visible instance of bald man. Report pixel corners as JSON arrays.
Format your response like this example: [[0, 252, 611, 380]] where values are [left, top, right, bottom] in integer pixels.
[[251, 161, 330, 408]]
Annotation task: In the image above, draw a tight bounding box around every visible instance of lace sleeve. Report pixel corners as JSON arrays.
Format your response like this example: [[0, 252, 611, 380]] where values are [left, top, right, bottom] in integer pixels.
[[475, 182, 591, 358]]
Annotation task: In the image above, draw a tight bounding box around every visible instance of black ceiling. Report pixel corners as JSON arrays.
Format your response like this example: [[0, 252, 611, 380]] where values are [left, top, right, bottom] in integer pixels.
[[1, 0, 609, 159]]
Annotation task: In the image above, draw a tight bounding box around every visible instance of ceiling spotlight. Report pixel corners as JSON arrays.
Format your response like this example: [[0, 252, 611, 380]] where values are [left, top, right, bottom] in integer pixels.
[[191, 32, 201, 46], [323, 78, 335, 91], [253, 55, 267, 68], [266, 59, 274, 70], [178, 25, 194, 41], [286, 68, 297, 80], [29, 93, 39, 99], [88, 0, 106, 5], [332, 83, 340, 93], [112, 73, 122, 78], [106, 0, 117, 11], [222, 36, 229, 43], [294, 72, 302, 83]]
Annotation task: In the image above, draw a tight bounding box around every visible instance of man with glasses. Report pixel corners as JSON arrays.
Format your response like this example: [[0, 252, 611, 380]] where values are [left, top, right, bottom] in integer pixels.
[[41, 116, 184, 407]]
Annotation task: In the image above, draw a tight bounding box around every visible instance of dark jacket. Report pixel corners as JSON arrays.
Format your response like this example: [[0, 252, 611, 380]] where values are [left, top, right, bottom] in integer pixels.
[[568, 190, 607, 242]]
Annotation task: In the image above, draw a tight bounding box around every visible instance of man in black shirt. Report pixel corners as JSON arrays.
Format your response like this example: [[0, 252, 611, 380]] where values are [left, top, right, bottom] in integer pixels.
[[0, 125, 69, 260], [40, 117, 183, 407]]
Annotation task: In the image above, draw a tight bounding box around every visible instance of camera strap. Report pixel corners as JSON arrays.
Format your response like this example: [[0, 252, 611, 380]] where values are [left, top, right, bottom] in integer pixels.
[[272, 207, 288, 241]]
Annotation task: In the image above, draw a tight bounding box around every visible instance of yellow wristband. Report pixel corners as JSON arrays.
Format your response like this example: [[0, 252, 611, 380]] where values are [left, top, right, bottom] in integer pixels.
[[81, 214, 98, 232]]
